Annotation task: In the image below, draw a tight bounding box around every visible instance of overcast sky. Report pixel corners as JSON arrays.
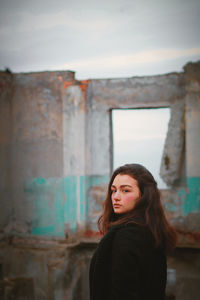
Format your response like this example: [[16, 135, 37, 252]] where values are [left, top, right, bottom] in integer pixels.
[[0, 0, 200, 79], [1, 0, 197, 187]]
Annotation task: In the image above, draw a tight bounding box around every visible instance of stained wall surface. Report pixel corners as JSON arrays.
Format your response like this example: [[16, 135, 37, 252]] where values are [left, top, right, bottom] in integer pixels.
[[0, 62, 200, 300]]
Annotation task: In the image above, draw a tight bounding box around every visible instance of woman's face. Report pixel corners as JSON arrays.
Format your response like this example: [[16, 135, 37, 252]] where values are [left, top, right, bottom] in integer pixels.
[[111, 174, 141, 214]]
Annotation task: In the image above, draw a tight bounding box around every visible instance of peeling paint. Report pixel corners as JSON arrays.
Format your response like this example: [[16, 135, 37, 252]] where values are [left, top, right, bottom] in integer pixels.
[[24, 175, 108, 237], [63, 79, 90, 97], [25, 174, 198, 237], [163, 177, 200, 216], [182, 177, 200, 215]]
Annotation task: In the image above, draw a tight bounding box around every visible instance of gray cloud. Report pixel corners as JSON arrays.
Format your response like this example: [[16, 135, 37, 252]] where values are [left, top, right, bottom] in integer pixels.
[[0, 0, 200, 77]]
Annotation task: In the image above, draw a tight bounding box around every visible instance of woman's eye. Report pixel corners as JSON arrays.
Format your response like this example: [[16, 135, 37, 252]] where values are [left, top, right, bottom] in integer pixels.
[[111, 190, 116, 194], [123, 189, 129, 193]]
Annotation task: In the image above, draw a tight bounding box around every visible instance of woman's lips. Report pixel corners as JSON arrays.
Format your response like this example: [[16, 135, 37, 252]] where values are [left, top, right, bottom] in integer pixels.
[[114, 204, 121, 208]]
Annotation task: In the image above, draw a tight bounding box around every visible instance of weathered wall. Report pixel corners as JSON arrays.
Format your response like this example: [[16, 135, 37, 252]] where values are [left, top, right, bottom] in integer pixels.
[[0, 72, 13, 237], [0, 62, 200, 300]]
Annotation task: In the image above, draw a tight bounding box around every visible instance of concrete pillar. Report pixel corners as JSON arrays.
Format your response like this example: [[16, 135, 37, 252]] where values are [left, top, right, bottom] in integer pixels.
[[62, 84, 87, 230], [0, 72, 13, 234], [160, 99, 185, 186], [184, 62, 200, 215]]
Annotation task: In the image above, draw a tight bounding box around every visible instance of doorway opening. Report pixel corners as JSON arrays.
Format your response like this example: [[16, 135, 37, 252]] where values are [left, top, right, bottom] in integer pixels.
[[112, 108, 170, 189]]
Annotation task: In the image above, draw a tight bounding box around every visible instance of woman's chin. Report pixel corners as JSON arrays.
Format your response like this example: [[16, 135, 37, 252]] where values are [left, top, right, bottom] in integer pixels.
[[114, 209, 124, 214]]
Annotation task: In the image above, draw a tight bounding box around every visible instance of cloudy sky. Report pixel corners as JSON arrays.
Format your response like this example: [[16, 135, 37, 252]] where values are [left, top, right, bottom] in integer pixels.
[[0, 0, 200, 79], [0, 0, 199, 187]]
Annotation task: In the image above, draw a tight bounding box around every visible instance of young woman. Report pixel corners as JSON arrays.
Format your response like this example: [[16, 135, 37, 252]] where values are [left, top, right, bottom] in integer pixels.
[[89, 163, 177, 300]]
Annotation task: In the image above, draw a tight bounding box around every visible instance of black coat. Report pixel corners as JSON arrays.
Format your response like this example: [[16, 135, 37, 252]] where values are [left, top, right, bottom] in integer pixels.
[[89, 222, 167, 300]]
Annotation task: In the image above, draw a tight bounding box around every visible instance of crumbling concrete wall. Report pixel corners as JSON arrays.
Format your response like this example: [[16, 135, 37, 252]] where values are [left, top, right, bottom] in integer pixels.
[[160, 62, 200, 252], [0, 236, 96, 300], [0, 62, 200, 300], [160, 99, 185, 186]]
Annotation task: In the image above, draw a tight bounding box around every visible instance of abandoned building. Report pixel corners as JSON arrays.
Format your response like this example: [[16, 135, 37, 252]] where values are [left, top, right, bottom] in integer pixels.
[[0, 61, 200, 300]]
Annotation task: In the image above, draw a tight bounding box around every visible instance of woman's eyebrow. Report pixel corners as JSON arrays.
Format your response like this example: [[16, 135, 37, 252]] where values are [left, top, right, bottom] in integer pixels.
[[111, 184, 132, 188], [120, 184, 132, 188]]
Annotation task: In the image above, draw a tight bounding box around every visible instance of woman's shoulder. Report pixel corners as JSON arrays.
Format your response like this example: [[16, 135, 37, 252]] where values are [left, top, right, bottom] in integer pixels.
[[112, 222, 155, 248], [111, 221, 149, 234]]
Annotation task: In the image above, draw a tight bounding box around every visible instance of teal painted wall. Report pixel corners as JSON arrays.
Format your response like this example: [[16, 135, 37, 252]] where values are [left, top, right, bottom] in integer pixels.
[[182, 177, 200, 215], [24, 175, 109, 237], [164, 177, 200, 216], [25, 175, 200, 237]]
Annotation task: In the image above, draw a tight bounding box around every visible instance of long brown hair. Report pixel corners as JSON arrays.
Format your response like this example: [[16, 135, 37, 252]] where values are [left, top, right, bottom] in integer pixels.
[[98, 163, 177, 253]]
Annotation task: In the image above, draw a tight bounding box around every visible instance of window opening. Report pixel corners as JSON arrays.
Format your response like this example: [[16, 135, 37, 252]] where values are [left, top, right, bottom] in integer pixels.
[[112, 108, 170, 189]]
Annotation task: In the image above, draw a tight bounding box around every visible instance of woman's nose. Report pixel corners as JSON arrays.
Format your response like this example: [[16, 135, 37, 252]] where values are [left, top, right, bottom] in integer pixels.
[[113, 191, 120, 200]]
